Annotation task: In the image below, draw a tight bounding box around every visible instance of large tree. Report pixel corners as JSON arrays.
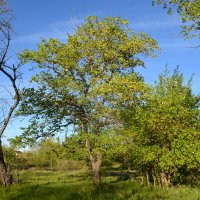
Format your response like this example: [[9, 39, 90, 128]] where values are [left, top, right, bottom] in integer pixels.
[[122, 67, 200, 186], [153, 0, 200, 39], [0, 0, 22, 186], [17, 16, 159, 186]]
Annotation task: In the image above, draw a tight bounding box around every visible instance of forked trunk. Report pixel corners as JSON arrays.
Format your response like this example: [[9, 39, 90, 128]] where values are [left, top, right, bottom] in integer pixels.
[[0, 140, 14, 186]]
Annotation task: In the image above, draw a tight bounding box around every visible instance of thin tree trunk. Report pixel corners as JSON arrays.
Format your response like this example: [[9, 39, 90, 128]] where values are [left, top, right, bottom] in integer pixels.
[[153, 175, 157, 187], [0, 140, 14, 186], [146, 172, 150, 186], [141, 175, 144, 185], [153, 170, 159, 187]]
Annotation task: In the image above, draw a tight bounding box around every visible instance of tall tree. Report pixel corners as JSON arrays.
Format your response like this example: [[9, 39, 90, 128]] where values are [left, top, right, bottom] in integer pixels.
[[17, 16, 159, 186], [0, 0, 22, 186], [153, 0, 200, 39]]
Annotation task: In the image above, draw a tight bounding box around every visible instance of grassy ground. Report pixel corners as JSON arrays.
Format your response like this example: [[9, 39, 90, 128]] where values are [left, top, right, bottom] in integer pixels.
[[0, 170, 200, 200]]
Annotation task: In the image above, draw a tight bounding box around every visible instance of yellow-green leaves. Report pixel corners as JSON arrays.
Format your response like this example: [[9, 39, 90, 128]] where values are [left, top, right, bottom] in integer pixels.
[[17, 16, 159, 150], [153, 0, 200, 39], [125, 67, 200, 181]]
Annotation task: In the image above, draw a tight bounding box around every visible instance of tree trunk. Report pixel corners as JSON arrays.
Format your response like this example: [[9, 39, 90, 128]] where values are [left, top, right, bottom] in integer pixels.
[[141, 175, 144, 185], [146, 172, 150, 186], [153, 175, 157, 187], [160, 171, 171, 187], [85, 139, 102, 187], [0, 140, 14, 186], [153, 170, 160, 187], [91, 152, 102, 187]]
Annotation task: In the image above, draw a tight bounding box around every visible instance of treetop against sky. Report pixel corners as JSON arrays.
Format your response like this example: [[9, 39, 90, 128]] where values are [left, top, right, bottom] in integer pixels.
[[2, 0, 200, 142]]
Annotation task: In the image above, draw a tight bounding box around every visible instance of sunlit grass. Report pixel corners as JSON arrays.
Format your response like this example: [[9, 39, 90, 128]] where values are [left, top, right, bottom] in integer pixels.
[[0, 170, 200, 200]]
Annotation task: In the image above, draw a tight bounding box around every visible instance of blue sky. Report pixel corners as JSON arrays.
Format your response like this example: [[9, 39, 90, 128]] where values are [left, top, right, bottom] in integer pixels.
[[2, 0, 200, 143]]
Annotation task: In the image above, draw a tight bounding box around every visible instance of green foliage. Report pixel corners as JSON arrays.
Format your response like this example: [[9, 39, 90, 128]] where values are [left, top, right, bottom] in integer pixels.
[[116, 67, 200, 185], [153, 0, 200, 39], [63, 134, 88, 161], [2, 146, 16, 172], [9, 14, 199, 187], [24, 138, 86, 171], [17, 16, 159, 144]]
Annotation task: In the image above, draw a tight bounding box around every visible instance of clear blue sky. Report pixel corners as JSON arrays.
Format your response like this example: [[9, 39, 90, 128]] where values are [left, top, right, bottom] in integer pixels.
[[3, 0, 200, 143]]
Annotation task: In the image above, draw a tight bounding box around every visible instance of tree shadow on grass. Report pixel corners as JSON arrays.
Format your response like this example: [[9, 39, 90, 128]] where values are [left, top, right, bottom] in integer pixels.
[[2, 181, 135, 200], [6, 183, 92, 200], [1, 180, 184, 200]]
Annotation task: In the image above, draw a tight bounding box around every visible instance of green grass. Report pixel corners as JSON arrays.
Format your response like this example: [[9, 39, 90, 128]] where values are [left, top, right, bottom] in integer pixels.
[[0, 170, 200, 200]]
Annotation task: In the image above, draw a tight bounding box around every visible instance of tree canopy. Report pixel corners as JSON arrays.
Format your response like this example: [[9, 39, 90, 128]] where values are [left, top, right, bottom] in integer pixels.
[[17, 16, 159, 143]]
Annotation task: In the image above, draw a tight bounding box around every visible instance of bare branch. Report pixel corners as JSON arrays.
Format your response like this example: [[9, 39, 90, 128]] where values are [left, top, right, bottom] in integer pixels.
[[0, 1, 22, 138]]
